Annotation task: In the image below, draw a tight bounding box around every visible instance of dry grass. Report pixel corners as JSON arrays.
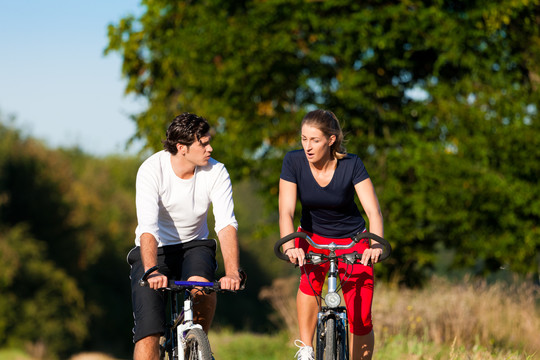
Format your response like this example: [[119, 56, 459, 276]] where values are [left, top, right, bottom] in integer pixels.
[[374, 276, 540, 355], [260, 275, 540, 356], [259, 276, 300, 338]]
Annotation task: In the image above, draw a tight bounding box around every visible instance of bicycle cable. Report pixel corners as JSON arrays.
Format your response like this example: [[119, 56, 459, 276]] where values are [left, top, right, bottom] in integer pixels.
[[301, 253, 361, 307], [335, 260, 354, 295], [304, 256, 356, 304], [301, 259, 330, 308]]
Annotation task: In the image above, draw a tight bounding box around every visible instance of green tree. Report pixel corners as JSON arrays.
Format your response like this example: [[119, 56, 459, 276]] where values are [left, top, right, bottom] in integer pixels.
[[57, 150, 141, 355], [0, 118, 140, 357], [0, 225, 87, 358], [106, 0, 540, 283]]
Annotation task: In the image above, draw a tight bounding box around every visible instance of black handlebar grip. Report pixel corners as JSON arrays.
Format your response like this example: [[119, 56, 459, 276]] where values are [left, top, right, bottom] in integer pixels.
[[352, 232, 392, 262], [275, 231, 393, 263], [274, 232, 307, 261], [139, 265, 160, 287], [214, 269, 248, 291], [238, 269, 248, 290]]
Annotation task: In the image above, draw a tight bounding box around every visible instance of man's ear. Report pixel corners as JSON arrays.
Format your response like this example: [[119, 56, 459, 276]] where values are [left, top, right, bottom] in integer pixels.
[[176, 143, 185, 155]]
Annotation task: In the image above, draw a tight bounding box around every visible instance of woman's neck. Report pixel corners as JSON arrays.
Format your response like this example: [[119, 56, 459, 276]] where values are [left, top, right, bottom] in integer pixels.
[[310, 154, 336, 172]]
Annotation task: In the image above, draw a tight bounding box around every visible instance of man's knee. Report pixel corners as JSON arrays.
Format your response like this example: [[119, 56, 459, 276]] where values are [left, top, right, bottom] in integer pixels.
[[188, 278, 217, 333], [187, 275, 211, 282], [187, 275, 217, 307], [134, 334, 160, 360]]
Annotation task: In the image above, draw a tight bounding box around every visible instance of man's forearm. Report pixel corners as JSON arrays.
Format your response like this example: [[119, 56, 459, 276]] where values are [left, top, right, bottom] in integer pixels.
[[217, 225, 240, 275], [140, 233, 159, 271]]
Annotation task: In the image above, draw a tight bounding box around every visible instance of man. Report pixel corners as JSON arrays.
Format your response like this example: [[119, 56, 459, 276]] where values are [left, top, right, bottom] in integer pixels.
[[127, 112, 241, 360]]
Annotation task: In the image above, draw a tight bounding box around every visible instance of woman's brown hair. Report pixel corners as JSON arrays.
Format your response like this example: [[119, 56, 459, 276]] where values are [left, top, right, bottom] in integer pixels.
[[301, 109, 347, 159]]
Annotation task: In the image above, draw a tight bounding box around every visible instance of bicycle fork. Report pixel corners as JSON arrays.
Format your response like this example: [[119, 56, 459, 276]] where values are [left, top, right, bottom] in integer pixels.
[[175, 291, 204, 360]]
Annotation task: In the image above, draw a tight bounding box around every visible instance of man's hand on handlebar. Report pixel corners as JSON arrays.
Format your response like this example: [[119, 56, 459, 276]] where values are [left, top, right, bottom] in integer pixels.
[[146, 269, 168, 289], [219, 272, 242, 291]]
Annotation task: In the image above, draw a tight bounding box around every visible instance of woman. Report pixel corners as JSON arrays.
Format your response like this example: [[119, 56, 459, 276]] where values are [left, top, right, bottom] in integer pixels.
[[279, 109, 384, 360]]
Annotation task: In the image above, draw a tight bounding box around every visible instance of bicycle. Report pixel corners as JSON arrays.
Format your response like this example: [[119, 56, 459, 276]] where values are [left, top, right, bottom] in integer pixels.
[[274, 231, 391, 360], [140, 266, 247, 360]]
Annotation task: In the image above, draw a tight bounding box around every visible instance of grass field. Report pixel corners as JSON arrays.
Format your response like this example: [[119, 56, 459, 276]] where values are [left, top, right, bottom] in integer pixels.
[[208, 330, 535, 360], [0, 348, 32, 360], [257, 275, 539, 360], [0, 329, 535, 360], [1, 276, 538, 359]]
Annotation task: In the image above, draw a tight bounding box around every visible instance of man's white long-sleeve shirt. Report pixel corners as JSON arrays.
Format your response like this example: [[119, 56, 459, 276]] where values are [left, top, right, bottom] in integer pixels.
[[134, 150, 238, 247]]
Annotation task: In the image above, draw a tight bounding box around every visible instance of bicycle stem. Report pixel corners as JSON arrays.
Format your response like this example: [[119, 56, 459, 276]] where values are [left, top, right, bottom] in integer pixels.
[[325, 242, 339, 294], [328, 257, 338, 293]]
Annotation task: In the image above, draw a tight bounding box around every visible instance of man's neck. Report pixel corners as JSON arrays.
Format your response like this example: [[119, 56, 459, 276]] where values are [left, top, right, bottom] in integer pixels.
[[170, 152, 196, 179]]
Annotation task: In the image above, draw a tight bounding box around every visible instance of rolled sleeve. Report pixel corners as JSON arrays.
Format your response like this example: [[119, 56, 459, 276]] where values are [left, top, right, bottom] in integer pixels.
[[210, 165, 238, 234]]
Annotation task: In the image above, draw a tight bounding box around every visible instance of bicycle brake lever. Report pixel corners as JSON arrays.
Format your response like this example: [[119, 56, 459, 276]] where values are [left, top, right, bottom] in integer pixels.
[[343, 251, 358, 265], [352, 253, 373, 267], [307, 252, 324, 265]]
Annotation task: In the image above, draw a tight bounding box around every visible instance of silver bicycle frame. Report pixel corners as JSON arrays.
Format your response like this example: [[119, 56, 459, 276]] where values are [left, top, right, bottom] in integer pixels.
[[170, 290, 204, 360]]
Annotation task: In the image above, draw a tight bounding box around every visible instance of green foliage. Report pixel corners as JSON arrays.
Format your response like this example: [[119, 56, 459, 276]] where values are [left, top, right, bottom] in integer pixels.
[[0, 225, 87, 358], [0, 116, 282, 357], [210, 181, 288, 332], [107, 0, 540, 283], [0, 118, 140, 358]]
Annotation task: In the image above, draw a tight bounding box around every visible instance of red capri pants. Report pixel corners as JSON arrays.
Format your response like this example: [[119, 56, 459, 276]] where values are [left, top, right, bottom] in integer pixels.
[[296, 228, 374, 336]]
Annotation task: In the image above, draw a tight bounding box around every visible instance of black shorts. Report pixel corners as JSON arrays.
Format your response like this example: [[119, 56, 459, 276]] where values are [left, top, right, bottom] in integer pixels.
[[127, 239, 217, 343]]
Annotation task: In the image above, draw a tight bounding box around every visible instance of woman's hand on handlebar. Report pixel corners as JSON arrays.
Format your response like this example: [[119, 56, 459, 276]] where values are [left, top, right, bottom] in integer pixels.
[[284, 247, 307, 267], [360, 242, 384, 266]]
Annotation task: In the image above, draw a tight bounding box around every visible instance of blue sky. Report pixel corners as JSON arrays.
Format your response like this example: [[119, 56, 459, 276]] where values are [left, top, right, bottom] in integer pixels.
[[0, 0, 146, 156]]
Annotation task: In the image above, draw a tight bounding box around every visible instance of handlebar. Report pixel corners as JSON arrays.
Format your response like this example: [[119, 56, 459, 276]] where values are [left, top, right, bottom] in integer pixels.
[[139, 266, 247, 291], [274, 231, 392, 263]]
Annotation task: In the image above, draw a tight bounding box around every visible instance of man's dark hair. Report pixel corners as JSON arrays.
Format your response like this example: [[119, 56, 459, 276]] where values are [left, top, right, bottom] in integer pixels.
[[162, 113, 210, 154]]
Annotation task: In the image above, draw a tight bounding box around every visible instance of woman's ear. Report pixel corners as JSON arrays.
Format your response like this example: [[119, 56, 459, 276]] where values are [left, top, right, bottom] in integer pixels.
[[329, 135, 336, 146]]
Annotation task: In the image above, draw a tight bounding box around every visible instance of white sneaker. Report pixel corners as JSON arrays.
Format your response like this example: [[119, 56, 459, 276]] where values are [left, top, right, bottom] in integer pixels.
[[294, 340, 314, 360]]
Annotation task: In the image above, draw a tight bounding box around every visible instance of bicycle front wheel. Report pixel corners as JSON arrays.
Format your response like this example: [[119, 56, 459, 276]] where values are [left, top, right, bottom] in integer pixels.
[[184, 328, 213, 360], [324, 317, 336, 360]]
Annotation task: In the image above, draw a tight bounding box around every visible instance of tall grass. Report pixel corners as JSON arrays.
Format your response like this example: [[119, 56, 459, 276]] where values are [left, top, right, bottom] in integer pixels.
[[260, 275, 540, 358], [374, 276, 540, 355]]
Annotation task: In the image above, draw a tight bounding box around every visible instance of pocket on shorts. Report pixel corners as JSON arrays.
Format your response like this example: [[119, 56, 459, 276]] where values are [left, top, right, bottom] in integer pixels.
[[126, 246, 140, 265]]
